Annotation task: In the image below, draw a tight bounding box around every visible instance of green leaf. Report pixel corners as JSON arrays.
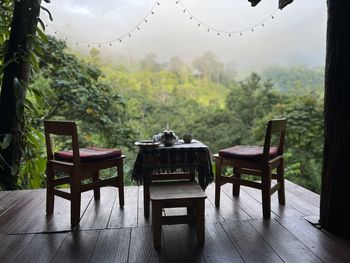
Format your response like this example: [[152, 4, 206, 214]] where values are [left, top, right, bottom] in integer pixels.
[[11, 162, 18, 175], [37, 17, 45, 31], [1, 133, 13, 149], [36, 27, 48, 43], [29, 52, 39, 71]]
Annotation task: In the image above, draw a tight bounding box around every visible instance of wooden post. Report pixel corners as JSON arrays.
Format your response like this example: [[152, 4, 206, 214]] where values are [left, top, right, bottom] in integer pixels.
[[320, 1, 350, 237]]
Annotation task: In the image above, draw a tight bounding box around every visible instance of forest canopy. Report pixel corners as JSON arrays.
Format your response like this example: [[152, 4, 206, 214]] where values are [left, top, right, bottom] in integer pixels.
[[10, 35, 323, 193]]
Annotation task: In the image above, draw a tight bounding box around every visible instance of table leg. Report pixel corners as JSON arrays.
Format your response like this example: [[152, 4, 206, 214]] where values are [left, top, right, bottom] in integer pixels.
[[196, 199, 205, 244]]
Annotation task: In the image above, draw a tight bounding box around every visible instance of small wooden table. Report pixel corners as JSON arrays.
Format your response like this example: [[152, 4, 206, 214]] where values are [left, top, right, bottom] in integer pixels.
[[132, 139, 214, 218], [150, 181, 207, 248]]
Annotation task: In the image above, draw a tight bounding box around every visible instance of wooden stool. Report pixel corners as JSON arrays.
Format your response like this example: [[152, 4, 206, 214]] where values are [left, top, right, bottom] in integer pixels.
[[150, 181, 207, 248]]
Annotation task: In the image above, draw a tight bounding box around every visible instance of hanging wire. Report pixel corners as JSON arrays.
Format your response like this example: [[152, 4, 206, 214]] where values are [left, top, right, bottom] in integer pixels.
[[43, 1, 162, 47], [175, 0, 279, 37]]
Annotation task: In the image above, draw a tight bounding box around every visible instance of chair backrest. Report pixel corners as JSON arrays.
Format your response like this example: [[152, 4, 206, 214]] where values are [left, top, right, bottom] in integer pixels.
[[44, 120, 80, 164], [263, 118, 287, 162]]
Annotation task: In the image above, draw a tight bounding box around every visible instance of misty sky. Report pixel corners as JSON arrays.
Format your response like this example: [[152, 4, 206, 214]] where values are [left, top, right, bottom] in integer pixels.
[[41, 0, 327, 71]]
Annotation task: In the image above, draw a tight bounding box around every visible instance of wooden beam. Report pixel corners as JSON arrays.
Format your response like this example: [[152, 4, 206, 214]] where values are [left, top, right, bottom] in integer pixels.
[[320, 1, 350, 237], [248, 0, 261, 7], [279, 0, 293, 10]]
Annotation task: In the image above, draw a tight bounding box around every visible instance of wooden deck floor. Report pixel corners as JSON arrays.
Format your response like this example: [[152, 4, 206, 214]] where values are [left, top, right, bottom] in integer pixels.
[[1, 180, 350, 262]]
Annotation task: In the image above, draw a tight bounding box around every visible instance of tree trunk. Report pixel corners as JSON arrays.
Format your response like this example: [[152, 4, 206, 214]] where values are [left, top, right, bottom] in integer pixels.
[[320, 0, 350, 237], [0, 0, 41, 189]]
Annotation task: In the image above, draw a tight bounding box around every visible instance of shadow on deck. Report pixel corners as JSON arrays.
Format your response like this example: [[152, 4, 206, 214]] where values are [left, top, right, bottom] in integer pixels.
[[0, 180, 350, 262]]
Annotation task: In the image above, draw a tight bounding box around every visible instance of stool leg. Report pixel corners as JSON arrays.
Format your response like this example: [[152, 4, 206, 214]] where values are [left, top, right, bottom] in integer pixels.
[[152, 201, 162, 248], [196, 199, 205, 244]]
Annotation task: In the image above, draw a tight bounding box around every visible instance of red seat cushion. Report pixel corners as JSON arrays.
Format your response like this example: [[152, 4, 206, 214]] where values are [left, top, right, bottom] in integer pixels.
[[218, 145, 279, 161], [54, 147, 122, 163]]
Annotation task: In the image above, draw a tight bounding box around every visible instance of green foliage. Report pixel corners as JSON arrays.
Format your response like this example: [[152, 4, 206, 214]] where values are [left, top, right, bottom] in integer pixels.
[[261, 65, 324, 92], [281, 92, 323, 192], [9, 32, 323, 194]]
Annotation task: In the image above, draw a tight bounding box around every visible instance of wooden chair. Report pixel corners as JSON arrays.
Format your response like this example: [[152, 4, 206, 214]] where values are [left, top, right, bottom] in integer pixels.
[[213, 118, 287, 219], [148, 172, 207, 248], [44, 120, 125, 226]]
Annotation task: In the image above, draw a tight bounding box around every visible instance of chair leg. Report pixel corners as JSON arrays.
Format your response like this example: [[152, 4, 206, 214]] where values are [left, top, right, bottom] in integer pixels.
[[261, 167, 272, 219], [46, 165, 54, 214], [215, 158, 222, 207], [144, 176, 150, 218], [71, 171, 81, 226], [93, 171, 100, 200], [117, 162, 124, 207], [277, 159, 286, 205], [196, 199, 205, 244], [232, 167, 241, 196], [152, 201, 162, 248]]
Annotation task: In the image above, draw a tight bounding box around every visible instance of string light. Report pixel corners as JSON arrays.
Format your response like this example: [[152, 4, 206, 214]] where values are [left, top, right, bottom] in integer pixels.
[[42, 0, 161, 48], [175, 0, 280, 37], [42, 0, 283, 48]]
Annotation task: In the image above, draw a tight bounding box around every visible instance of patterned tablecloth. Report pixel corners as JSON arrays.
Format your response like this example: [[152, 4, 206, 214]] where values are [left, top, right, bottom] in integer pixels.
[[132, 140, 214, 189]]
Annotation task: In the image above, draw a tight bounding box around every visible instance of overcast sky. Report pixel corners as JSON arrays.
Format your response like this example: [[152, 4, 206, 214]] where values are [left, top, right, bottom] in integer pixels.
[[41, 0, 327, 71]]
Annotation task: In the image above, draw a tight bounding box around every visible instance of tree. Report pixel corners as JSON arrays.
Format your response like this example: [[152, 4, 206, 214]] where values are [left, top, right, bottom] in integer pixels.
[[0, 0, 43, 189], [35, 36, 133, 147], [192, 52, 224, 83], [168, 56, 189, 82], [225, 73, 281, 143], [140, 53, 161, 72]]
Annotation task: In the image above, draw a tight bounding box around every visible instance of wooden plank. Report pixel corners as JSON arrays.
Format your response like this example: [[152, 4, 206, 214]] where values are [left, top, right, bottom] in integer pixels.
[[276, 217, 350, 262], [78, 187, 117, 230], [0, 190, 46, 234], [51, 230, 100, 263], [30, 190, 93, 233], [305, 216, 350, 252], [221, 184, 267, 219], [128, 226, 166, 263], [13, 233, 67, 263], [206, 184, 251, 221], [150, 182, 206, 200], [108, 186, 138, 228], [204, 194, 225, 223], [162, 224, 205, 262], [202, 222, 244, 262], [221, 220, 283, 262], [250, 219, 323, 262], [0, 234, 34, 262], [242, 185, 307, 218], [0, 190, 10, 199], [90, 228, 131, 263], [321, 229, 350, 252], [283, 187, 320, 216], [285, 180, 320, 207], [0, 190, 31, 216], [137, 186, 152, 227]]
